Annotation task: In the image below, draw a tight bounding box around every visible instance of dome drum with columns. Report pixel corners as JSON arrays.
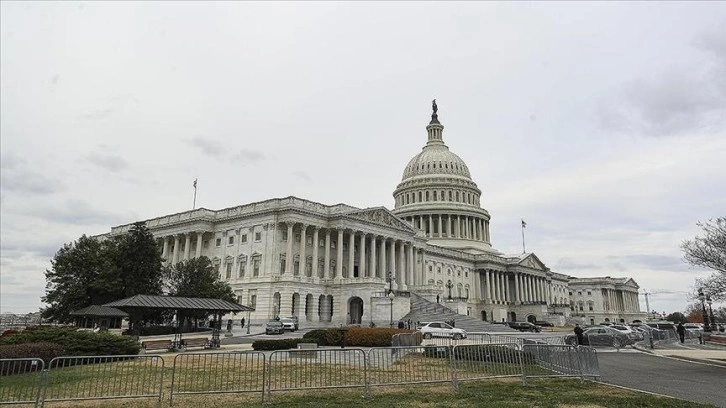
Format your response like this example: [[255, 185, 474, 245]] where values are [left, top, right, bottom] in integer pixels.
[[393, 101, 493, 254], [100, 101, 646, 329]]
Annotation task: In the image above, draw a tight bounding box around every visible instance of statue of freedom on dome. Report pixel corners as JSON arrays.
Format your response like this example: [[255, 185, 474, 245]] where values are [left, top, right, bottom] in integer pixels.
[[432, 99, 438, 114]]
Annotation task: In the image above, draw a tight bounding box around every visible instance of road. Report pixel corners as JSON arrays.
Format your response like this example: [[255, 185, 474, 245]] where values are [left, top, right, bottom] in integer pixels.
[[598, 351, 726, 407]]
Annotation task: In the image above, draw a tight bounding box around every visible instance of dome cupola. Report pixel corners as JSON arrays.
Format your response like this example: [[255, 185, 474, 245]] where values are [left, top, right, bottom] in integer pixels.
[[392, 101, 494, 254]]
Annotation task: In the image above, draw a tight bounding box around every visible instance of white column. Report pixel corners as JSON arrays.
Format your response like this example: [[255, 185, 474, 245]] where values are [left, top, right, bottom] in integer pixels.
[[323, 229, 331, 279], [397, 241, 405, 287], [474, 271, 482, 300], [162, 237, 169, 261], [358, 233, 366, 278], [285, 223, 294, 274], [485, 270, 492, 302], [195, 232, 203, 258], [172, 235, 180, 265], [390, 240, 397, 287], [311, 227, 319, 278], [336, 229, 344, 278], [183, 233, 191, 260], [370, 236, 377, 278], [428, 216, 434, 237], [380, 238, 387, 276], [437, 215, 443, 238], [299, 224, 307, 276], [408, 243, 414, 287], [514, 273, 520, 304], [504, 274, 510, 303], [348, 231, 355, 278]]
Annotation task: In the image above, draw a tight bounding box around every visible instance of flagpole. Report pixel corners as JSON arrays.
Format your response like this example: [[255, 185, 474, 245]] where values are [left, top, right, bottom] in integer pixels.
[[521, 219, 526, 254], [193, 178, 198, 210]]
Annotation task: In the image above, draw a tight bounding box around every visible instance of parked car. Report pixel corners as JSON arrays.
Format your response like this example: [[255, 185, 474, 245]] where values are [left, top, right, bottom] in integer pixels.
[[565, 326, 632, 347], [265, 320, 284, 335], [283, 316, 299, 330], [534, 321, 554, 327], [418, 322, 467, 340], [508, 322, 541, 333], [279, 318, 297, 331]]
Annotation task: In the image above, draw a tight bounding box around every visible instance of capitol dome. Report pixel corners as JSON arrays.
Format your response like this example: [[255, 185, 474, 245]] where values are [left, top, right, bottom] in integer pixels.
[[392, 101, 493, 254]]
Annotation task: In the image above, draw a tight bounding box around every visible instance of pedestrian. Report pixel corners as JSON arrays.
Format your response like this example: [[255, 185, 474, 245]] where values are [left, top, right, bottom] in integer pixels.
[[436, 294, 440, 303], [226, 319, 232, 332], [241, 317, 245, 329], [574, 324, 584, 345], [676, 322, 685, 344], [398, 320, 404, 329]]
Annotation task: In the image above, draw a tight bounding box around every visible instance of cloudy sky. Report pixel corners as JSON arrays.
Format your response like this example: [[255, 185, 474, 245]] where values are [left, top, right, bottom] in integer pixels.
[[2, 2, 725, 315]]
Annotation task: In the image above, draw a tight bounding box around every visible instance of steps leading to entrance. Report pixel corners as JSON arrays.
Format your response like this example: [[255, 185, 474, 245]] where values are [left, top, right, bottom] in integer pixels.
[[402, 293, 517, 333]]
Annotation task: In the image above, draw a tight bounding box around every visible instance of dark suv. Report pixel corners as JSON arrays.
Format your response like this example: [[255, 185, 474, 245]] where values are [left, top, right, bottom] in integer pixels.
[[508, 322, 541, 332]]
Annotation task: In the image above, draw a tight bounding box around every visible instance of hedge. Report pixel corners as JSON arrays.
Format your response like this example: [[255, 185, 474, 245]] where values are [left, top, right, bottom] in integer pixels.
[[0, 342, 65, 375], [423, 344, 535, 364], [0, 326, 140, 356], [251, 338, 315, 351]]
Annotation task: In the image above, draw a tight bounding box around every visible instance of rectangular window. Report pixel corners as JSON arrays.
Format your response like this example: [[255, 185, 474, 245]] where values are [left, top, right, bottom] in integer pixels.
[[215, 238, 221, 247], [331, 241, 336, 249], [250, 294, 257, 309], [578, 291, 582, 296], [319, 239, 325, 247], [203, 240, 209, 248], [241, 234, 248, 243], [239, 263, 246, 278], [295, 234, 301, 242], [255, 232, 262, 241], [343, 243, 348, 252], [588, 304, 593, 311], [253, 258, 260, 276], [225, 263, 232, 279], [282, 230, 288, 241], [228, 236, 234, 245], [587, 291, 592, 296], [307, 236, 313, 245], [280, 259, 286, 274]]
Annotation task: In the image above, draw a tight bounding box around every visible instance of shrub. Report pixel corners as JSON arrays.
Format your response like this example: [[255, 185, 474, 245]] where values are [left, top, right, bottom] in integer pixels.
[[346, 328, 418, 347], [0, 342, 64, 375], [0, 329, 22, 338], [0, 326, 140, 356], [424, 344, 534, 365], [252, 338, 306, 351], [302, 329, 344, 346]]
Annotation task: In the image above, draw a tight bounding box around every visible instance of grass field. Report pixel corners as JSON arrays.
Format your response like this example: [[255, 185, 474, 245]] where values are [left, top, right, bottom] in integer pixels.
[[1, 350, 714, 407]]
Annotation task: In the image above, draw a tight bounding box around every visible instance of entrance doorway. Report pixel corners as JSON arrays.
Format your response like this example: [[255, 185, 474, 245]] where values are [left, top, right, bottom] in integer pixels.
[[527, 315, 536, 323], [348, 297, 364, 324]]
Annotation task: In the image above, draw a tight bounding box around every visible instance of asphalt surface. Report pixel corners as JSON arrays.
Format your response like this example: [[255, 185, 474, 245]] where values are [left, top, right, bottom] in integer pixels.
[[598, 351, 726, 407]]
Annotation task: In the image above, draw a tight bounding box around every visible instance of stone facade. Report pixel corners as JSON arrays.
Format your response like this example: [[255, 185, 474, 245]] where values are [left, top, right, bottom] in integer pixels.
[[103, 104, 643, 327], [567, 277, 647, 325]]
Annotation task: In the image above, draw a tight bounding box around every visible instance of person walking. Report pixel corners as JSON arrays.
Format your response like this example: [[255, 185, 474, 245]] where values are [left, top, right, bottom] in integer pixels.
[[574, 324, 584, 345], [241, 317, 245, 329], [676, 322, 686, 344]]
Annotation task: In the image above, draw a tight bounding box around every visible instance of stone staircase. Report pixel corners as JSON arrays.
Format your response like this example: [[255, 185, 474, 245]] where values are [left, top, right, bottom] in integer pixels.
[[402, 292, 518, 333]]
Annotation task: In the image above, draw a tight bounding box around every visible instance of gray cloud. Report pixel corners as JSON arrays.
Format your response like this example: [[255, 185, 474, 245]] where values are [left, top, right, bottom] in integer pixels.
[[85, 151, 128, 172], [607, 255, 686, 273], [80, 108, 114, 120], [599, 28, 726, 137], [0, 153, 65, 195], [292, 171, 311, 181], [187, 137, 225, 157], [232, 148, 266, 163], [22, 200, 129, 226], [553, 257, 601, 271]]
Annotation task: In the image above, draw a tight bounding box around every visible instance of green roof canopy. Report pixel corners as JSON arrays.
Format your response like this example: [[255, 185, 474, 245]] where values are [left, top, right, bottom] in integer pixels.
[[103, 294, 254, 313], [69, 305, 129, 317]]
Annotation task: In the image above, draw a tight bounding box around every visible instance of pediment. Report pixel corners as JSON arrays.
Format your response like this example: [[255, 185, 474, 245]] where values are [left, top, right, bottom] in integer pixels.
[[344, 207, 415, 232], [519, 253, 548, 271]]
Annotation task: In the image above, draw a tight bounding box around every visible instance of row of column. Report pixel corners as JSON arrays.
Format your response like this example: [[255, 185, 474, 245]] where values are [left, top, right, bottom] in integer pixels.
[[603, 289, 640, 312], [159, 232, 205, 265], [404, 214, 489, 242], [282, 223, 423, 289], [483, 271, 553, 305]]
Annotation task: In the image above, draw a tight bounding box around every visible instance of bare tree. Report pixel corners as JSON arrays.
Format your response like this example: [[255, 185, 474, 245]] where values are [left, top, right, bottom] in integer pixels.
[[682, 217, 726, 300]]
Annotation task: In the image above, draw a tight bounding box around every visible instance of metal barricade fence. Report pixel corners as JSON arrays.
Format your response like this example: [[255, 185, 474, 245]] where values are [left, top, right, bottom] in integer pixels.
[[366, 346, 453, 390], [266, 348, 367, 400], [0, 358, 45, 406], [450, 343, 523, 387], [576, 347, 600, 380], [169, 351, 266, 406], [41, 355, 164, 406], [521, 345, 584, 383]]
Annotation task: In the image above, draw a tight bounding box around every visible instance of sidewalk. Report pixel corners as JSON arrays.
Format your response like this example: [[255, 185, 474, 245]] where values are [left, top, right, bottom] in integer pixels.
[[633, 343, 726, 367]]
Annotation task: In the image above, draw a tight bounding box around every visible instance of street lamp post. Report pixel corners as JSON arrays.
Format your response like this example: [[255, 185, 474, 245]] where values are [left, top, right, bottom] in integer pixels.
[[707, 295, 716, 332], [698, 289, 711, 332], [386, 272, 395, 328], [446, 281, 453, 300]]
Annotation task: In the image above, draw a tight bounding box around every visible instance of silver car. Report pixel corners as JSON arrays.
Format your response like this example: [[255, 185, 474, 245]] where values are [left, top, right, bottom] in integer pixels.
[[419, 322, 467, 340]]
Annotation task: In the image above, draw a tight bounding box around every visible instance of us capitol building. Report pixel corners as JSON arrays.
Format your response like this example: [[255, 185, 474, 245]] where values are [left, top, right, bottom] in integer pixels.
[[106, 102, 646, 327]]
